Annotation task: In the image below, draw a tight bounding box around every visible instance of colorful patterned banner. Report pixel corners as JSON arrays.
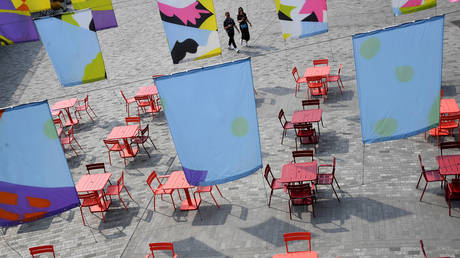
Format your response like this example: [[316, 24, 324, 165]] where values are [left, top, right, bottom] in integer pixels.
[[275, 0, 328, 40], [157, 0, 221, 64], [352, 16, 444, 143], [72, 0, 117, 30], [34, 9, 106, 86], [0, 0, 38, 45], [392, 0, 436, 16], [0, 101, 79, 227], [155, 58, 262, 185], [25, 0, 51, 12]]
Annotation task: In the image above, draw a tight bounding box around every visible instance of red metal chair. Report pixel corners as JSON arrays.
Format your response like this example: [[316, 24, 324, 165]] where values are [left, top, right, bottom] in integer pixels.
[[125, 116, 141, 126], [74, 95, 97, 121], [417, 154, 445, 201], [420, 240, 450, 258], [313, 59, 328, 66], [194, 185, 223, 208], [302, 99, 324, 129], [135, 95, 158, 119], [294, 123, 318, 152], [292, 150, 314, 163], [317, 157, 341, 202], [106, 171, 134, 210], [146, 171, 181, 211], [426, 112, 460, 146], [60, 126, 82, 156], [327, 64, 343, 95], [29, 245, 55, 257], [132, 124, 157, 158], [78, 191, 111, 225], [278, 109, 294, 144], [146, 242, 177, 258], [86, 162, 108, 174], [283, 232, 312, 253], [103, 139, 124, 166], [292, 67, 308, 97], [445, 179, 460, 216], [306, 76, 327, 101], [120, 90, 136, 116], [287, 184, 315, 219], [440, 141, 460, 156], [264, 164, 283, 207]]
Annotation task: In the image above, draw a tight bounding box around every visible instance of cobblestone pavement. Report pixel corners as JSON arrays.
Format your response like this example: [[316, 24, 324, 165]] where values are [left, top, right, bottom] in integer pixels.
[[1, 0, 460, 257]]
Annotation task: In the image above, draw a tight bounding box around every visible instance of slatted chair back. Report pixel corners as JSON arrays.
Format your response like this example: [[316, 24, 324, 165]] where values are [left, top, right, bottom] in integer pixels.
[[283, 232, 312, 253], [146, 171, 162, 189], [29, 245, 55, 258], [292, 67, 300, 81], [53, 117, 64, 128], [78, 192, 100, 207], [120, 90, 129, 102], [149, 242, 176, 257], [86, 163, 107, 174], [125, 116, 141, 126], [313, 59, 328, 66], [440, 141, 460, 156], [264, 164, 275, 188], [306, 75, 323, 83], [292, 150, 314, 163], [302, 99, 320, 110], [278, 109, 288, 127]]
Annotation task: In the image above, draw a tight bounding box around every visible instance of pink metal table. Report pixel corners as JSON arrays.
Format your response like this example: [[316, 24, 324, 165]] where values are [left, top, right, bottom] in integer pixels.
[[291, 109, 323, 135], [106, 125, 139, 156], [440, 99, 460, 115], [162, 171, 200, 211], [273, 251, 318, 258], [304, 66, 330, 78], [76, 173, 112, 192], [436, 155, 460, 176], [280, 161, 318, 184], [52, 98, 79, 126], [136, 85, 158, 98]]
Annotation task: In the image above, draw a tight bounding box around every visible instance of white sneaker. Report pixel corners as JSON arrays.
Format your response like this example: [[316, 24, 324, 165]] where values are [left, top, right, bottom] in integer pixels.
[[240, 39, 243, 45], [246, 41, 250, 47], [235, 48, 240, 53], [228, 45, 233, 50]]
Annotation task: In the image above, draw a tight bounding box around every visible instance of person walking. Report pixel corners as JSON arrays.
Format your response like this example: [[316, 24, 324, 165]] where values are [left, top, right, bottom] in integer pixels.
[[223, 11, 240, 53], [237, 7, 252, 47]]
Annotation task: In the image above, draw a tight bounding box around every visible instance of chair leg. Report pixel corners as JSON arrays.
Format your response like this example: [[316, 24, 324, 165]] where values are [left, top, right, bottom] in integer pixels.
[[142, 143, 150, 158], [124, 186, 134, 201], [80, 207, 86, 226], [288, 200, 292, 220], [209, 191, 220, 208], [337, 81, 343, 95], [311, 202, 315, 218], [169, 194, 176, 210], [107, 151, 112, 166], [339, 77, 344, 89], [268, 189, 273, 207], [331, 184, 340, 202], [334, 177, 341, 190], [69, 143, 78, 156], [118, 194, 128, 210], [215, 185, 223, 197], [175, 190, 181, 200], [101, 211, 106, 222], [88, 105, 97, 117], [416, 173, 423, 189], [420, 183, 428, 201], [73, 138, 83, 150], [148, 136, 157, 150], [153, 195, 157, 211], [295, 137, 298, 151], [85, 110, 94, 121], [449, 198, 451, 216], [281, 129, 285, 144]]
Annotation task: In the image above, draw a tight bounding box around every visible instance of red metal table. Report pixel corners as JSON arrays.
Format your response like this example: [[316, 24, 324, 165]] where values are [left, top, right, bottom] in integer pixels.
[[273, 251, 318, 258], [76, 173, 112, 192], [106, 125, 139, 157], [52, 98, 79, 126], [136, 85, 158, 97], [304, 66, 330, 78], [291, 109, 323, 135], [162, 171, 200, 211], [440, 99, 460, 115], [436, 155, 460, 176], [280, 161, 318, 184]]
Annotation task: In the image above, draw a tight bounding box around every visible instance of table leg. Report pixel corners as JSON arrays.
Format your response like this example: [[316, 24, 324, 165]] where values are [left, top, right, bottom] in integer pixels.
[[65, 107, 77, 125], [180, 188, 200, 211], [123, 138, 134, 156]]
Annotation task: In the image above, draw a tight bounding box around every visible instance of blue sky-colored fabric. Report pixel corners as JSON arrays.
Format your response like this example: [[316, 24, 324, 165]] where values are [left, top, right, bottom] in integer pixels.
[[0, 101, 79, 226], [352, 15, 444, 144], [162, 21, 211, 52], [155, 58, 262, 186]]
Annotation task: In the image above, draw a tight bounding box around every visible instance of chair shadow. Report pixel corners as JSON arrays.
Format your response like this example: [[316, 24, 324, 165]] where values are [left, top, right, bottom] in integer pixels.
[[441, 85, 457, 97], [324, 89, 354, 104], [258, 85, 295, 96], [173, 237, 228, 257]]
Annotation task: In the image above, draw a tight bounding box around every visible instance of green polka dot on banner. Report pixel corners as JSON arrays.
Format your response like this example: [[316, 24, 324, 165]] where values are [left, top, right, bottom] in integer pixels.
[[231, 117, 249, 137], [395, 66, 414, 82], [375, 118, 398, 137], [428, 93, 441, 125], [160, 97, 166, 111], [360, 37, 380, 59], [43, 119, 58, 139]]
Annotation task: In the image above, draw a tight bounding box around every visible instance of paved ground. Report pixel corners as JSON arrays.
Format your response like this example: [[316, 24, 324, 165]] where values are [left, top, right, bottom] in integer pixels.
[[1, 0, 460, 257]]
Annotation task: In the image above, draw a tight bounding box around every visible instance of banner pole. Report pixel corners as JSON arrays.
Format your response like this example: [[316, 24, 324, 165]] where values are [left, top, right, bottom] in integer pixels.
[[362, 143, 365, 185]]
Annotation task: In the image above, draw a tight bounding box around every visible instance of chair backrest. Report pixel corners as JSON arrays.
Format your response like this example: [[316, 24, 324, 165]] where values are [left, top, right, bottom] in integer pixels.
[[278, 109, 287, 127], [141, 124, 150, 136], [86, 163, 106, 174], [292, 150, 314, 163], [337, 64, 342, 75], [83, 95, 89, 104], [120, 90, 128, 102], [118, 170, 125, 188], [264, 164, 274, 187], [417, 154, 425, 172], [440, 112, 460, 124], [313, 59, 328, 66], [293, 123, 314, 136], [29, 245, 55, 257], [440, 141, 460, 156], [149, 242, 175, 257], [292, 67, 299, 81], [306, 75, 323, 83], [302, 99, 320, 110], [419, 240, 427, 258], [125, 116, 141, 126], [53, 118, 63, 128], [103, 139, 120, 150], [283, 232, 311, 253], [147, 171, 161, 189], [78, 192, 102, 208], [134, 95, 151, 102]]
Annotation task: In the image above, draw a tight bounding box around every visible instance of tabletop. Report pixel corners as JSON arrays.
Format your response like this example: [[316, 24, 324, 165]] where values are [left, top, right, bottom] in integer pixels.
[[273, 251, 318, 258], [136, 85, 158, 97], [52, 98, 78, 110], [162, 171, 194, 190], [76, 173, 112, 192], [291, 109, 322, 124], [280, 161, 318, 183], [436, 155, 460, 175], [304, 66, 330, 78], [440, 99, 460, 114], [107, 125, 139, 140]]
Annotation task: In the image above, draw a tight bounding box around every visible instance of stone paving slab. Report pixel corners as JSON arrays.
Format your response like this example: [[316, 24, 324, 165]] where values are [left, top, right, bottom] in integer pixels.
[[1, 0, 460, 257]]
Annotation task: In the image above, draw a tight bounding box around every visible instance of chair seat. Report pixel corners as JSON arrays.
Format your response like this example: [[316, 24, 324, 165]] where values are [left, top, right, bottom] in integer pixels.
[[297, 129, 315, 137], [146, 106, 161, 113], [109, 143, 124, 151], [89, 199, 111, 212], [196, 186, 212, 193], [132, 136, 148, 144], [272, 178, 284, 189], [297, 77, 308, 83], [60, 137, 72, 144], [317, 174, 333, 185], [75, 105, 88, 111], [81, 198, 99, 207], [120, 147, 139, 158], [311, 87, 327, 96], [327, 75, 339, 81], [106, 184, 122, 195], [284, 122, 293, 130], [154, 186, 174, 195], [64, 118, 79, 127], [429, 127, 450, 136], [440, 121, 458, 129], [424, 170, 444, 182]]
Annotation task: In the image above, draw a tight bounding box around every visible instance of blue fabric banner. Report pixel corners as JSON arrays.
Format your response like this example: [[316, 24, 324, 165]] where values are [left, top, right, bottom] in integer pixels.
[[155, 58, 262, 186], [352, 16, 444, 144], [0, 101, 79, 227]]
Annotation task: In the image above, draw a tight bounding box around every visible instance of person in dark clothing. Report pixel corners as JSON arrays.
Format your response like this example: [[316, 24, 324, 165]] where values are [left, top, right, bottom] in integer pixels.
[[237, 7, 252, 46], [223, 11, 240, 52]]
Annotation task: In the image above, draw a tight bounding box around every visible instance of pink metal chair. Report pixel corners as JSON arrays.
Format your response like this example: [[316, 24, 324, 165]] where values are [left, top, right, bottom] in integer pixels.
[[294, 123, 318, 152], [193, 185, 223, 208], [445, 179, 460, 216], [146, 242, 177, 258], [287, 184, 315, 219], [278, 109, 294, 144], [326, 64, 343, 95], [146, 171, 181, 211], [306, 76, 327, 101], [103, 139, 124, 166], [313, 59, 328, 66], [29, 245, 56, 258], [292, 67, 308, 97], [426, 112, 460, 146], [317, 157, 341, 202], [78, 191, 111, 225], [416, 154, 444, 201], [106, 171, 134, 210], [60, 126, 82, 155], [264, 164, 283, 207], [283, 232, 312, 253], [74, 95, 97, 121], [120, 90, 136, 116]]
